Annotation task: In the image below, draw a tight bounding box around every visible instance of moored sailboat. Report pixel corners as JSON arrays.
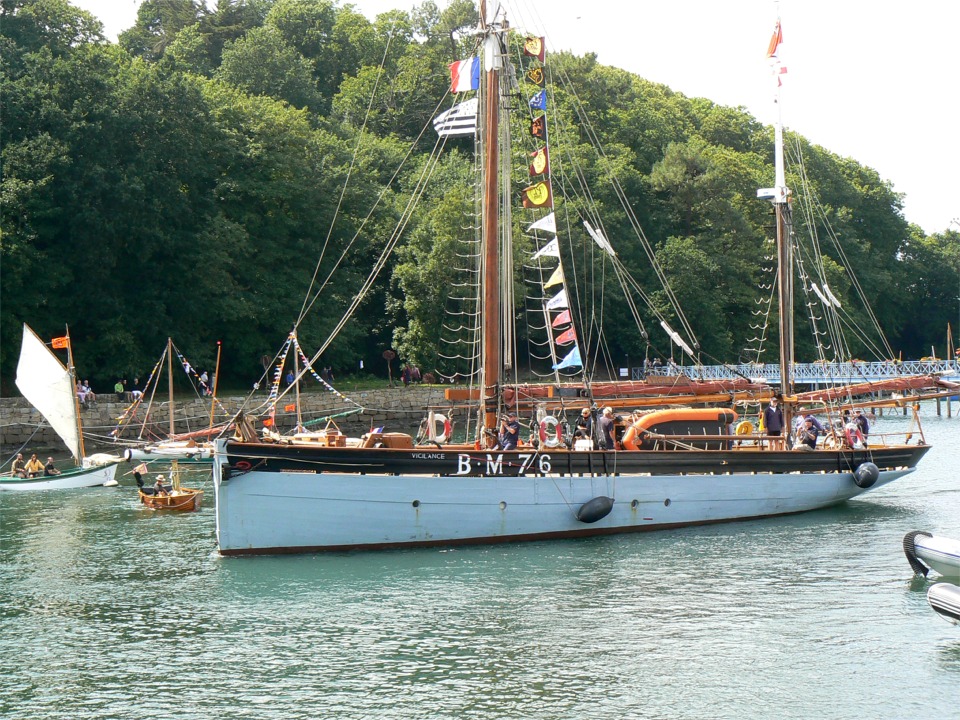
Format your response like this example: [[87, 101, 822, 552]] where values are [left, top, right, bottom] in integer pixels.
[[212, 5, 931, 555], [1, 325, 119, 491]]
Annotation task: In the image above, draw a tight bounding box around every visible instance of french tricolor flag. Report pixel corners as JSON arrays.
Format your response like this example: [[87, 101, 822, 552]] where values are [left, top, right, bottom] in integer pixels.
[[449, 57, 480, 93]]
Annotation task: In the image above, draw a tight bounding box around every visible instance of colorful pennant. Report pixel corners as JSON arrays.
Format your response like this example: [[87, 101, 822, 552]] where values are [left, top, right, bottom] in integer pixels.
[[522, 180, 553, 209], [523, 36, 546, 62]]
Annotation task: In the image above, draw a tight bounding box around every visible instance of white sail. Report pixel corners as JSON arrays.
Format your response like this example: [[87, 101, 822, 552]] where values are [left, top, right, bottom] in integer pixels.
[[15, 324, 81, 461]]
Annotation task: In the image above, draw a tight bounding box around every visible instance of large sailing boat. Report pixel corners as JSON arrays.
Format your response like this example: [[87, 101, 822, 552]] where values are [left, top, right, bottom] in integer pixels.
[[1, 324, 119, 491], [212, 6, 931, 555]]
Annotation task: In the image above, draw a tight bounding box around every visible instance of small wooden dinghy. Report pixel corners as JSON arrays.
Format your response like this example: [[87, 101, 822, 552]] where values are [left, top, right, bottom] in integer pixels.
[[135, 461, 202, 512]]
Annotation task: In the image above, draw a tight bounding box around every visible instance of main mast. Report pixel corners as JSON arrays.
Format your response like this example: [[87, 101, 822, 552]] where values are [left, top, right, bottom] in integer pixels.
[[479, 0, 503, 436]]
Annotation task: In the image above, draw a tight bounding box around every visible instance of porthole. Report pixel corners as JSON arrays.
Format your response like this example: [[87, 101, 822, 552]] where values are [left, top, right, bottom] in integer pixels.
[[664, 498, 671, 507], [499, 501, 507, 510], [412, 500, 421, 508]]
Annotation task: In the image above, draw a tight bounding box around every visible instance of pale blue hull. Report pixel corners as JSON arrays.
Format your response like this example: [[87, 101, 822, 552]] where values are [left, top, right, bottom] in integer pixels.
[[214, 461, 913, 555]]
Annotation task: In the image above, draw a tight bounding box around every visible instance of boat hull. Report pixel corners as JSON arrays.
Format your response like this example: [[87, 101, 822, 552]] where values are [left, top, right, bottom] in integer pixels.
[[0, 462, 118, 491], [914, 535, 960, 579], [139, 488, 203, 512], [928, 583, 960, 625], [124, 444, 213, 462], [213, 441, 927, 555]]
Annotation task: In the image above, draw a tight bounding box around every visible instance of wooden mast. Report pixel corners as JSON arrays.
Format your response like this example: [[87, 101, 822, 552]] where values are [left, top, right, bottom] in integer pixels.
[[479, 0, 501, 436], [65, 324, 86, 462], [208, 340, 222, 435], [167, 336, 175, 438]]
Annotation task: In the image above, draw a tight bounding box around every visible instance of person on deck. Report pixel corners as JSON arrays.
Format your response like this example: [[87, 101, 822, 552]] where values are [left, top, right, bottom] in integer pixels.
[[44, 457, 61, 476], [24, 454, 45, 478], [599, 407, 617, 450], [573, 408, 594, 440], [498, 412, 520, 450], [854, 409, 870, 445], [11, 453, 26, 478], [795, 418, 818, 450], [762, 397, 784, 449], [154, 475, 169, 496]]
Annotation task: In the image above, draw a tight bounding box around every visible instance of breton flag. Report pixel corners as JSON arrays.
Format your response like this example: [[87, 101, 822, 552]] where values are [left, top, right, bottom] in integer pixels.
[[551, 309, 571, 328], [531, 237, 560, 260], [449, 57, 480, 93], [555, 327, 577, 346], [543, 265, 564, 289], [528, 212, 556, 234], [553, 346, 583, 370], [433, 98, 478, 137], [546, 289, 568, 311]]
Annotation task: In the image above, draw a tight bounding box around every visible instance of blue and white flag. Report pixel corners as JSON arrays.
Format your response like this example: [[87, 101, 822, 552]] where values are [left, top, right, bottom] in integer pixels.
[[553, 346, 582, 370], [529, 89, 547, 111], [433, 98, 478, 137], [546, 289, 568, 311]]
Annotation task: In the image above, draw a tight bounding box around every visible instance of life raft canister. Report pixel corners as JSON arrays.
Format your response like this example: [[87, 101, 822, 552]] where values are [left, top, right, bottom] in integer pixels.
[[539, 415, 562, 448], [621, 408, 739, 451]]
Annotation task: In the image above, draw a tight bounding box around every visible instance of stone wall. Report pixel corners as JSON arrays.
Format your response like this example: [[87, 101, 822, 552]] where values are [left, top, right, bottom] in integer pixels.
[[0, 387, 451, 450]]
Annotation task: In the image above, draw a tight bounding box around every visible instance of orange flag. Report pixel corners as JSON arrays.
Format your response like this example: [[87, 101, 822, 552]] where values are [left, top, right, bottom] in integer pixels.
[[283, 403, 297, 412], [51, 336, 69, 349]]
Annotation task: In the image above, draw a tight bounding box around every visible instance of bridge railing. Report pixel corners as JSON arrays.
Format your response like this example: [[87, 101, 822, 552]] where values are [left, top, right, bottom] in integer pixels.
[[633, 359, 960, 384]]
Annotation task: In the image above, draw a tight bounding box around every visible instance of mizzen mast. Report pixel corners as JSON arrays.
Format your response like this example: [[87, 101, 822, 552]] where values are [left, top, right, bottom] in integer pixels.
[[758, 17, 794, 405]]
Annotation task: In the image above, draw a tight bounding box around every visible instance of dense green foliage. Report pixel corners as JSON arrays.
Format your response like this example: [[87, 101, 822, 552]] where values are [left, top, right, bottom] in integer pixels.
[[2, 0, 957, 393]]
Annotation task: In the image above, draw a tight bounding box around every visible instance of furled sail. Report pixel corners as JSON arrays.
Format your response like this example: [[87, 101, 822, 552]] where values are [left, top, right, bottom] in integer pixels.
[[15, 324, 80, 461]]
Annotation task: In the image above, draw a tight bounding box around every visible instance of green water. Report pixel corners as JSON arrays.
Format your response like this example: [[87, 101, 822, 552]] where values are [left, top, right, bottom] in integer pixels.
[[2, 413, 959, 719]]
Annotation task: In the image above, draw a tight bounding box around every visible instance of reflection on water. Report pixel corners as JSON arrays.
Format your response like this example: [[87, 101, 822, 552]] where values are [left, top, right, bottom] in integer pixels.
[[2, 416, 959, 719]]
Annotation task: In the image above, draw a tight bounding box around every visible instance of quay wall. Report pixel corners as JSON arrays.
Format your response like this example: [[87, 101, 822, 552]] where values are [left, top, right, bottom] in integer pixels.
[[0, 387, 450, 451]]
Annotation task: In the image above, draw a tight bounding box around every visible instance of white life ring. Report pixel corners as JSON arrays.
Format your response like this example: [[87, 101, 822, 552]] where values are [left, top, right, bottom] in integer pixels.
[[431, 413, 452, 444], [540, 415, 562, 448]]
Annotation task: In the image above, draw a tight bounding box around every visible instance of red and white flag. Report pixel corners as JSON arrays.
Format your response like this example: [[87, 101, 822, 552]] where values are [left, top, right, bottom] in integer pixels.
[[766, 20, 783, 59], [449, 57, 480, 93]]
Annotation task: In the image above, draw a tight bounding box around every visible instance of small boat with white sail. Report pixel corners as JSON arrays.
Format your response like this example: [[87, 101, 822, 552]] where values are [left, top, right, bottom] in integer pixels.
[[1, 325, 119, 491]]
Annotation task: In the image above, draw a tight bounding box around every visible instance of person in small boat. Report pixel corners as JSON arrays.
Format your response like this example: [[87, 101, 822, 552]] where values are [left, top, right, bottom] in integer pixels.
[[24, 453, 45, 478], [599, 407, 616, 450], [154, 474, 169, 496], [762, 397, 784, 449], [11, 453, 26, 478], [43, 457, 61, 476], [498, 412, 520, 450]]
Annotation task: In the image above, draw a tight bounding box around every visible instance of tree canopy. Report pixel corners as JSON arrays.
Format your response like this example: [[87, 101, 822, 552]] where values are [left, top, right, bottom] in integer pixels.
[[2, 0, 954, 393]]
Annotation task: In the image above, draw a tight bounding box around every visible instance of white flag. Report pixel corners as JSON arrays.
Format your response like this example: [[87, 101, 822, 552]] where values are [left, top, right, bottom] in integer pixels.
[[583, 220, 615, 257], [531, 237, 559, 260], [528, 212, 556, 234], [433, 98, 478, 138], [546, 289, 568, 311]]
